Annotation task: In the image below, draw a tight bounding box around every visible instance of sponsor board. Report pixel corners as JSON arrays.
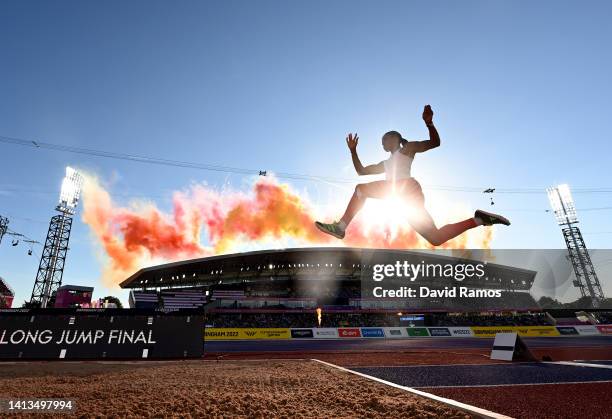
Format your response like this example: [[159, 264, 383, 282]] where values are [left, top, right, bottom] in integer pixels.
[[574, 325, 600, 336], [471, 326, 560, 337], [406, 327, 429, 337], [428, 327, 451, 337], [338, 328, 361, 338], [0, 310, 204, 359], [360, 328, 384, 338], [596, 325, 612, 335], [448, 327, 474, 337], [556, 326, 579, 335], [312, 328, 339, 339], [205, 328, 290, 340], [290, 329, 314, 338], [383, 327, 407, 338]]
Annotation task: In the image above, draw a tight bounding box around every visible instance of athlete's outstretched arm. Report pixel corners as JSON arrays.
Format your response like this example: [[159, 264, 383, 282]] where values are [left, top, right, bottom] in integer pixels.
[[401, 105, 441, 155], [346, 132, 384, 175]]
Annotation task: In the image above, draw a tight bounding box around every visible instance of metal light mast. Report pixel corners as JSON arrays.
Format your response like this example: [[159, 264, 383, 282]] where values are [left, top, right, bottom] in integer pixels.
[[547, 184, 604, 306], [0, 216, 8, 245], [30, 167, 84, 308]]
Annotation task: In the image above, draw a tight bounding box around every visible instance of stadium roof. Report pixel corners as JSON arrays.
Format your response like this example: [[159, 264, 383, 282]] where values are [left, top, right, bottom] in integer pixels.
[[120, 247, 536, 291], [57, 285, 94, 292]]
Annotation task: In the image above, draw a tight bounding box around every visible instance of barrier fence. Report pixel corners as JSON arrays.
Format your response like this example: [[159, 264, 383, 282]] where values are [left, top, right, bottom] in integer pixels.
[[0, 308, 204, 360], [203, 325, 611, 340]]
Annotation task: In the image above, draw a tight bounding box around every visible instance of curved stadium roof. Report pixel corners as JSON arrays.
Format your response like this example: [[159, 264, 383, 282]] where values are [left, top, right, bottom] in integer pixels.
[[120, 247, 536, 291]]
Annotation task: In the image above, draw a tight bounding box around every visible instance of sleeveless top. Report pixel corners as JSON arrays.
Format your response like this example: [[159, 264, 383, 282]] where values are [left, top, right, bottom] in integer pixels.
[[383, 149, 414, 182]]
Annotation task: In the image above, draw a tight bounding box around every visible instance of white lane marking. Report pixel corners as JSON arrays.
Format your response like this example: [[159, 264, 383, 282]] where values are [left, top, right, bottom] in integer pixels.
[[549, 361, 612, 369], [417, 380, 612, 388], [312, 358, 512, 419]]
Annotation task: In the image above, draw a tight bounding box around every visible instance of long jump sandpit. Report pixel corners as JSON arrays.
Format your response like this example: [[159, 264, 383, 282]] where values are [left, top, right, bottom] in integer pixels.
[[0, 360, 475, 418]]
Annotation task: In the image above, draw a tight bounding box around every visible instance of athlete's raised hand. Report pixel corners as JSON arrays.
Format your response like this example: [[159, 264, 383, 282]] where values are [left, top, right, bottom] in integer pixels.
[[422, 105, 434, 125], [346, 133, 359, 151]]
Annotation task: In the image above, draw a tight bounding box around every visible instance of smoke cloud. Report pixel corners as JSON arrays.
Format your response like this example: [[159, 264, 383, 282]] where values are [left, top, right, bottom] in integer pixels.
[[81, 175, 492, 287]]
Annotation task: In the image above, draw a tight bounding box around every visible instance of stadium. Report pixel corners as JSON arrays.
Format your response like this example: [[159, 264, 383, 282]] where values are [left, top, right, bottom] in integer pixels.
[[110, 247, 612, 417], [122, 247, 545, 326], [2, 2, 612, 416]]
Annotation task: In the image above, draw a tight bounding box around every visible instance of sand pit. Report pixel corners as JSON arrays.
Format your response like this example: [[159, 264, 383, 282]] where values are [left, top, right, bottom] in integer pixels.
[[0, 360, 473, 418]]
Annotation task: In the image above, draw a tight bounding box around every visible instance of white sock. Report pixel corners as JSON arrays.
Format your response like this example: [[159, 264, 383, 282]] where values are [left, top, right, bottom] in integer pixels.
[[474, 216, 484, 226], [337, 220, 347, 230]]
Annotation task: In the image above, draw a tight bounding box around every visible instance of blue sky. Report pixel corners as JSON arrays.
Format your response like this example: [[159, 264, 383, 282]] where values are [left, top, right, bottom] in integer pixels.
[[1, 0, 611, 306]]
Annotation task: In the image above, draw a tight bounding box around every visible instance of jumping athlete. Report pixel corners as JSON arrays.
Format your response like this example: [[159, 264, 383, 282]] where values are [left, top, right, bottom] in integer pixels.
[[315, 105, 510, 246]]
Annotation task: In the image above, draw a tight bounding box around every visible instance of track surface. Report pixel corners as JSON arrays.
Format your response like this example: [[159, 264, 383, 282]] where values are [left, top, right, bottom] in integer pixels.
[[206, 336, 612, 418], [205, 335, 612, 353], [352, 363, 612, 387]]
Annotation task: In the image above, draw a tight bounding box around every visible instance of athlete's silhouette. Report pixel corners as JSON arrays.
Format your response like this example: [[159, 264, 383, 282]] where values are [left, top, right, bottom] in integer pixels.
[[315, 105, 510, 245]]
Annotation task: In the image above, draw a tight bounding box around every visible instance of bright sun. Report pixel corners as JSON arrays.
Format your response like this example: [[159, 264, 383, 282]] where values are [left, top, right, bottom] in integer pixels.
[[359, 193, 419, 240]]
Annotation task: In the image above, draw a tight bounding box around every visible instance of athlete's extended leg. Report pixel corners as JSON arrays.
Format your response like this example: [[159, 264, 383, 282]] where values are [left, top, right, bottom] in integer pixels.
[[411, 206, 510, 246]]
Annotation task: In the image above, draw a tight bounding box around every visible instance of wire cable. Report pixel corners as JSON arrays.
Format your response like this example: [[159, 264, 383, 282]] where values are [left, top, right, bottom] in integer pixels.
[[3, 134, 612, 194]]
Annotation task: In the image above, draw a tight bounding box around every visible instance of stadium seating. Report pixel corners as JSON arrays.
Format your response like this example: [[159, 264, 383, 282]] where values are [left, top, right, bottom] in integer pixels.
[[206, 311, 555, 328], [129, 290, 159, 309], [161, 289, 207, 310]]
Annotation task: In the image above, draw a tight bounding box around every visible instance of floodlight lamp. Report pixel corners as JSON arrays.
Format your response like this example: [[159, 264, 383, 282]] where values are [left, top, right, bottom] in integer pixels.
[[547, 183, 578, 225], [58, 166, 84, 214]]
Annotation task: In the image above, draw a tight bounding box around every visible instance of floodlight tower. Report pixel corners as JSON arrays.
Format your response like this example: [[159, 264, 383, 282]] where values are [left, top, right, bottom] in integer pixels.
[[547, 184, 604, 305], [0, 215, 8, 245], [30, 167, 84, 308]]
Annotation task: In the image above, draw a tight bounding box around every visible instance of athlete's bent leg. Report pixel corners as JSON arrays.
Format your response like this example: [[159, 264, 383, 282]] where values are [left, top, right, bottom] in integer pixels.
[[340, 181, 393, 226], [315, 181, 391, 239]]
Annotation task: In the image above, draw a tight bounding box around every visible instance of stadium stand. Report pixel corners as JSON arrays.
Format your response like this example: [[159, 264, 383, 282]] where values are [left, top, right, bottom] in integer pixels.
[[592, 311, 612, 324], [206, 311, 555, 328], [161, 289, 207, 309], [430, 312, 554, 327], [129, 290, 159, 309]]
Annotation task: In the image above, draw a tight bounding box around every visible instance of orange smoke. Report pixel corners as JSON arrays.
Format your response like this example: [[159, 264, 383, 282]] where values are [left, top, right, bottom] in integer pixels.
[[81, 175, 492, 287]]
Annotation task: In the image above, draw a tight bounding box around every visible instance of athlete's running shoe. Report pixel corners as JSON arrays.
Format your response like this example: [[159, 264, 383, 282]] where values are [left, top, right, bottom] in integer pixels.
[[475, 210, 511, 226], [315, 220, 346, 239]]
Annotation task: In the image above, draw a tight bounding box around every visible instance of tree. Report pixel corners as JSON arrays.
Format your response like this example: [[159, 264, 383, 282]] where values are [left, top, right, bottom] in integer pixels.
[[102, 296, 123, 308], [537, 296, 563, 309]]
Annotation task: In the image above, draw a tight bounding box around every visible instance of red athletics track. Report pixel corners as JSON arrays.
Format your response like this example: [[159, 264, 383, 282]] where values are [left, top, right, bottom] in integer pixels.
[[428, 381, 611, 419]]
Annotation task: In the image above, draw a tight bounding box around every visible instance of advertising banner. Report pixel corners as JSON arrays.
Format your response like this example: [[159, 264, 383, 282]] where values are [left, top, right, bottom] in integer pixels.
[[0, 309, 204, 359], [406, 327, 429, 337], [338, 328, 361, 338], [360, 328, 384, 338], [574, 325, 600, 336], [556, 326, 579, 335], [290, 329, 314, 338], [312, 328, 339, 339], [470, 326, 560, 338], [447, 327, 474, 337], [205, 328, 290, 340], [596, 325, 612, 335], [428, 327, 451, 337], [383, 327, 407, 338]]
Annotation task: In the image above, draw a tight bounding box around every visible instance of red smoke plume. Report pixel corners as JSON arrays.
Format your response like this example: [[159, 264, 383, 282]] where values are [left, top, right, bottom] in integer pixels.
[[82, 175, 492, 286]]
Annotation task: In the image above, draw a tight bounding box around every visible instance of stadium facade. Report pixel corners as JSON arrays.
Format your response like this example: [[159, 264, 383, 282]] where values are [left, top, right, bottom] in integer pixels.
[[0, 276, 15, 308], [121, 247, 539, 313]]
